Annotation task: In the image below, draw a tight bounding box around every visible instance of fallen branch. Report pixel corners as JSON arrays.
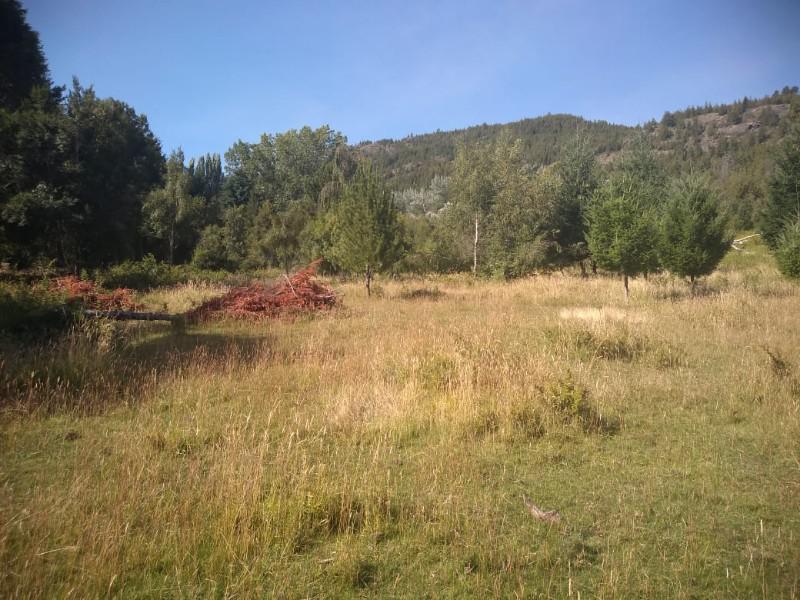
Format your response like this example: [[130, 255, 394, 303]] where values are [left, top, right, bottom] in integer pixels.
[[733, 233, 761, 244], [732, 233, 761, 249], [522, 494, 561, 523]]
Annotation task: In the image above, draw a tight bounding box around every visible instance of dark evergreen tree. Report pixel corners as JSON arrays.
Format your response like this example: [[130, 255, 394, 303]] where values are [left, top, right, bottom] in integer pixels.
[[659, 176, 730, 288], [774, 218, 800, 280], [553, 135, 598, 270], [762, 111, 800, 248], [331, 162, 404, 295], [0, 0, 52, 110], [587, 176, 660, 300]]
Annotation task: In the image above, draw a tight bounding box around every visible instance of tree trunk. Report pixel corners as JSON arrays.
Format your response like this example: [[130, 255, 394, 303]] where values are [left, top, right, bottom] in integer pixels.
[[690, 275, 696, 296], [472, 212, 479, 276], [365, 264, 373, 297], [623, 273, 629, 302], [591, 259, 597, 275], [579, 261, 587, 278]]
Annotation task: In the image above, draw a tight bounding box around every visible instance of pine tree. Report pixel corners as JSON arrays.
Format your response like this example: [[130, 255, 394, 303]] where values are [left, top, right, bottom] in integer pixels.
[[659, 176, 730, 289], [774, 218, 800, 280], [554, 136, 598, 270], [586, 176, 659, 300], [0, 0, 52, 109], [331, 162, 404, 295], [762, 111, 800, 248]]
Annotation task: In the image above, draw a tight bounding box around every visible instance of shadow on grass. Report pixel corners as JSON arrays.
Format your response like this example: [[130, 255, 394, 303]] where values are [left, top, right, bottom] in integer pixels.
[[122, 327, 272, 371], [1, 326, 273, 414]]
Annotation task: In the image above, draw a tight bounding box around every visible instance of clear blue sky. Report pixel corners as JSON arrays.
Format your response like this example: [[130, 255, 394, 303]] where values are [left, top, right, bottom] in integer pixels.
[[24, 0, 800, 160]]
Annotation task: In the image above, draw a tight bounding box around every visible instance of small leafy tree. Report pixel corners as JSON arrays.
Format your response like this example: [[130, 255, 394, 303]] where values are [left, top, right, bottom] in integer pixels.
[[331, 162, 404, 295], [488, 163, 563, 277], [586, 178, 659, 300], [192, 225, 231, 270], [142, 149, 203, 264], [448, 139, 497, 275], [659, 176, 731, 289]]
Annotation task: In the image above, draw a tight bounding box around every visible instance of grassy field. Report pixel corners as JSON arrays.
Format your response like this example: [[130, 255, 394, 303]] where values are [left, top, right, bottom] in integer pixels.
[[1, 241, 799, 598]]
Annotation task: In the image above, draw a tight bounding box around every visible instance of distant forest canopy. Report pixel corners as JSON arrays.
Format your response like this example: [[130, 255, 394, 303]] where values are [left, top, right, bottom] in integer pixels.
[[2, 0, 799, 281]]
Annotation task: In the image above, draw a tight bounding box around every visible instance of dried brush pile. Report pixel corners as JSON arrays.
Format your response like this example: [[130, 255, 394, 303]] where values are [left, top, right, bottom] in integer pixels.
[[51, 276, 140, 311], [186, 260, 336, 323]]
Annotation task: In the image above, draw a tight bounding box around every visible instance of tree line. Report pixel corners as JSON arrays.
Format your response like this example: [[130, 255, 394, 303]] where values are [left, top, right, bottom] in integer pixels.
[[2, 0, 799, 292]]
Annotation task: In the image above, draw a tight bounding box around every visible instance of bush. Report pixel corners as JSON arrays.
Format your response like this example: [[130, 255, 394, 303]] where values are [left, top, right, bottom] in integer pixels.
[[774, 219, 800, 280], [0, 282, 76, 337], [193, 225, 238, 271], [96, 255, 231, 290]]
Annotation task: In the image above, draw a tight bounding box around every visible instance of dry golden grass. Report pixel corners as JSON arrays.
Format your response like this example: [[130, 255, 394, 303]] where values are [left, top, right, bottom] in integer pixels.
[[1, 251, 799, 598]]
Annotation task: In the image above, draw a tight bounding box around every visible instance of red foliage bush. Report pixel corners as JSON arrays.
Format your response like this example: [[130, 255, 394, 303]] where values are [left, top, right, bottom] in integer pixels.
[[186, 260, 336, 323], [51, 276, 140, 311]]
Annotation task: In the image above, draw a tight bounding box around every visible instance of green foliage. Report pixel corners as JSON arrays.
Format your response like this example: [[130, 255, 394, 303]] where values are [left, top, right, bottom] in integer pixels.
[[0, 0, 51, 110], [0, 282, 74, 337], [659, 176, 731, 283], [552, 136, 598, 263], [774, 218, 800, 279], [762, 110, 800, 248], [246, 202, 311, 272], [330, 162, 405, 276], [392, 175, 449, 215], [359, 114, 628, 190], [587, 177, 660, 284], [396, 214, 467, 274], [488, 162, 562, 278], [64, 80, 164, 265], [192, 225, 231, 271], [586, 138, 666, 290], [142, 149, 207, 265], [2, 0, 799, 280], [96, 255, 227, 290], [223, 125, 351, 211]]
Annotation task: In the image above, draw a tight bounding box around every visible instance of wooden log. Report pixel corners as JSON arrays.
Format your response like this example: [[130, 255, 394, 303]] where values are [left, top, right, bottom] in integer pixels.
[[83, 309, 179, 322]]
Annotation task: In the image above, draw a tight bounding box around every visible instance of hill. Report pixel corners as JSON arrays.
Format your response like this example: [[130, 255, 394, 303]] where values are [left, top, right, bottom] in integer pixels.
[[357, 114, 631, 189], [357, 87, 799, 228]]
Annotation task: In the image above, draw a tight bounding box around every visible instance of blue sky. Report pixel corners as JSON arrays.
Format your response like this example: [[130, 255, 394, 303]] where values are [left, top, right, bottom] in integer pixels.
[[24, 0, 800, 160]]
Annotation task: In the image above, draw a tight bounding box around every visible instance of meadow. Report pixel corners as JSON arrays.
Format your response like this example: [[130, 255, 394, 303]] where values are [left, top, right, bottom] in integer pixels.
[[1, 241, 799, 598]]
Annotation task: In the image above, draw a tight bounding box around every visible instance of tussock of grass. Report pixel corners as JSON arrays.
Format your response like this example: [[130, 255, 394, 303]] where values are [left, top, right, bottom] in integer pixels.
[[397, 286, 444, 301], [1, 260, 799, 597]]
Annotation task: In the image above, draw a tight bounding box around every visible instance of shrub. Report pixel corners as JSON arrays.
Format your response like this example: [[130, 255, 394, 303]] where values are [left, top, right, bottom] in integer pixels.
[[0, 282, 76, 337], [96, 255, 231, 290], [774, 219, 800, 280]]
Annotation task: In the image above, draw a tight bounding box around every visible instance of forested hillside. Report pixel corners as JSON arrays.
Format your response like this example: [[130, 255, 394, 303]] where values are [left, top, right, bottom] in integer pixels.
[[356, 114, 630, 190], [366, 90, 798, 230]]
